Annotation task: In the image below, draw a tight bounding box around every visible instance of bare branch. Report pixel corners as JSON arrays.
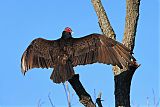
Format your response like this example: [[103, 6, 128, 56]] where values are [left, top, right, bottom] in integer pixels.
[[156, 98, 160, 107], [68, 74, 96, 107], [113, 0, 140, 76], [63, 82, 71, 107], [48, 92, 55, 107], [37, 99, 41, 107], [91, 0, 116, 39], [123, 0, 140, 51], [37, 99, 45, 107]]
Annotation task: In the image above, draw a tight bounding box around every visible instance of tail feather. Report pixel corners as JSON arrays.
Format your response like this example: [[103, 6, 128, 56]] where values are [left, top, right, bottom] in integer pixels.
[[50, 61, 75, 83]]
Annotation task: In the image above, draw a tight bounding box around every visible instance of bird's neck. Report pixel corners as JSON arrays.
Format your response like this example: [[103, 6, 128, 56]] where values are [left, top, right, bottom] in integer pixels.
[[61, 31, 72, 39]]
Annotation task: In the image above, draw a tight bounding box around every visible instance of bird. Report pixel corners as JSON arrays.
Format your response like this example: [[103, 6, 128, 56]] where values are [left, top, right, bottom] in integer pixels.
[[21, 27, 137, 83]]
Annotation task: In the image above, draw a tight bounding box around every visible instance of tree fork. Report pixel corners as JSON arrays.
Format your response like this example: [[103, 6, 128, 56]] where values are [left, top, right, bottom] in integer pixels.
[[114, 0, 140, 106], [91, 0, 140, 106]]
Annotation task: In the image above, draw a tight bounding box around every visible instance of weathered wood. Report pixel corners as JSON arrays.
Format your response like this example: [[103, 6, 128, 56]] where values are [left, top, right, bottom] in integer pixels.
[[91, 0, 140, 106], [114, 0, 140, 106], [91, 0, 116, 40], [68, 74, 96, 107], [123, 0, 140, 51], [114, 66, 138, 107]]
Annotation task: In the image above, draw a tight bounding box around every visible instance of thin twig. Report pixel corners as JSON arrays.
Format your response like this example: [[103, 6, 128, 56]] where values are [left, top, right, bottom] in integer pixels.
[[37, 99, 41, 107], [66, 82, 71, 107], [146, 96, 149, 107], [152, 88, 156, 106], [156, 98, 160, 107], [94, 89, 96, 104], [63, 83, 71, 107], [48, 92, 55, 107], [37, 99, 45, 107], [70, 90, 74, 105]]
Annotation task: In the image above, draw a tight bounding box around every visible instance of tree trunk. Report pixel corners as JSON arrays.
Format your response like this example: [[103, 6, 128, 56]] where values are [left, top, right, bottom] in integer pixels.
[[114, 66, 138, 107], [114, 0, 140, 106], [91, 0, 140, 106]]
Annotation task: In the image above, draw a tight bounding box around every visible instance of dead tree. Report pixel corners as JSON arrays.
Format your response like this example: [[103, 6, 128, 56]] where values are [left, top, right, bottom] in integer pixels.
[[68, 0, 140, 106], [91, 0, 140, 107]]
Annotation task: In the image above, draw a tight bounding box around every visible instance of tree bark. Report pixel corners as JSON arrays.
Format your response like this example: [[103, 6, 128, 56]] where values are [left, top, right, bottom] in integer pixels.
[[123, 0, 140, 51], [114, 66, 138, 107], [114, 0, 140, 106], [91, 0, 116, 40], [68, 74, 96, 107], [91, 0, 140, 106]]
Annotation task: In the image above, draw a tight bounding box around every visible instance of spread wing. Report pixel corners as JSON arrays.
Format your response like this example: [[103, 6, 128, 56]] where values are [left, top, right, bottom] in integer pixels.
[[21, 38, 60, 75], [72, 34, 136, 69]]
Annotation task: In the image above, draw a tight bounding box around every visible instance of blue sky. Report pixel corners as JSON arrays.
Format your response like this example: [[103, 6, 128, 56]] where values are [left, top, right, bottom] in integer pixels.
[[0, 0, 159, 106]]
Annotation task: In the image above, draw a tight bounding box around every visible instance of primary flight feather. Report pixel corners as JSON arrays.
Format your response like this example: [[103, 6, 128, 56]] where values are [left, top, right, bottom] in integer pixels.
[[21, 27, 137, 83]]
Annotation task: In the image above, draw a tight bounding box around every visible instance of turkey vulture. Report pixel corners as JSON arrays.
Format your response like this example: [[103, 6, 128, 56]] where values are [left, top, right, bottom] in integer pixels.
[[21, 27, 137, 83]]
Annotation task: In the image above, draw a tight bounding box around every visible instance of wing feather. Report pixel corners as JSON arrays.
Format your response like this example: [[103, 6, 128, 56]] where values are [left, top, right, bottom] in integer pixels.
[[21, 38, 60, 74], [72, 34, 135, 69]]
